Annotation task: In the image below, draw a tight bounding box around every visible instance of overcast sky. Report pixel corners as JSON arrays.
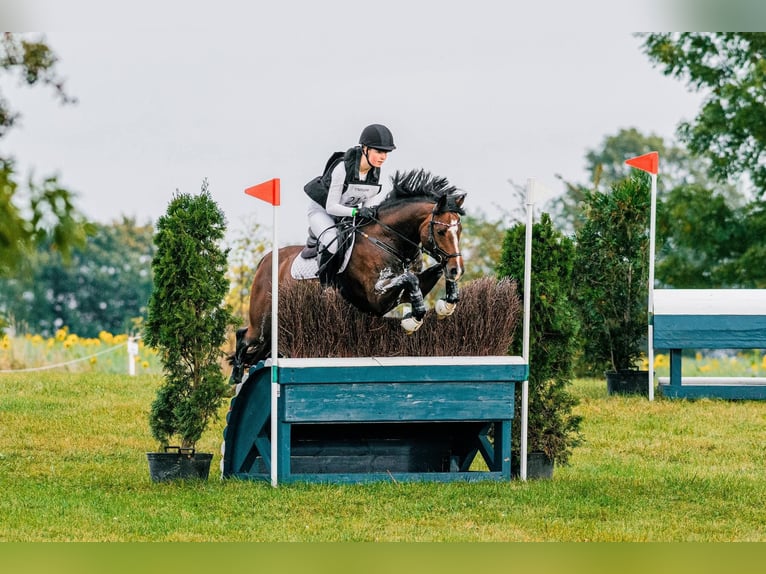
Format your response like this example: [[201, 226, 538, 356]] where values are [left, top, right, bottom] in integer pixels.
[[3, 1, 705, 244]]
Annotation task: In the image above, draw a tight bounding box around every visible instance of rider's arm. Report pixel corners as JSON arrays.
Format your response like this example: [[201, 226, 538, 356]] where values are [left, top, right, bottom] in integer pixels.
[[325, 162, 356, 218]]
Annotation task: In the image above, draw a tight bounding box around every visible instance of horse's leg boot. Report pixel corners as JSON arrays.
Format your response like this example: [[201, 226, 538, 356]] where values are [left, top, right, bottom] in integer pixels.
[[435, 299, 456, 318], [401, 313, 424, 334]]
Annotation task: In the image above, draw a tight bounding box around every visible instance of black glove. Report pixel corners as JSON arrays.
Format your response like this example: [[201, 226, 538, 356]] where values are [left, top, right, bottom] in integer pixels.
[[356, 206, 377, 219]]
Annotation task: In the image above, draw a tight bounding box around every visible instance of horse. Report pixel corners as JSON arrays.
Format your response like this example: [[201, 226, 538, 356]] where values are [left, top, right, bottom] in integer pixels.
[[229, 169, 466, 383]]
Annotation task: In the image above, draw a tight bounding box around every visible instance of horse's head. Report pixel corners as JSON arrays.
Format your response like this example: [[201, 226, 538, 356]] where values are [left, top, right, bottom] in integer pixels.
[[421, 192, 466, 281]]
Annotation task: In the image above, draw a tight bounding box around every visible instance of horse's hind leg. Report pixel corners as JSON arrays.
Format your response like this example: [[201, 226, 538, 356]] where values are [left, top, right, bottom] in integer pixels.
[[229, 327, 249, 384]]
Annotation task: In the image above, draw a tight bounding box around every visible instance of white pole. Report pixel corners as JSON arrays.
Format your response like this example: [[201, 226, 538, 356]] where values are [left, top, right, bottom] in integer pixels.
[[127, 336, 139, 376], [270, 203, 280, 487], [520, 178, 534, 481], [647, 172, 657, 401]]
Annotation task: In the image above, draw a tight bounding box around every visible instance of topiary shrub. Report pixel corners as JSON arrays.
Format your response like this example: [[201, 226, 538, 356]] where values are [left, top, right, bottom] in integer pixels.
[[144, 180, 235, 449], [496, 212, 583, 465], [572, 176, 650, 375]]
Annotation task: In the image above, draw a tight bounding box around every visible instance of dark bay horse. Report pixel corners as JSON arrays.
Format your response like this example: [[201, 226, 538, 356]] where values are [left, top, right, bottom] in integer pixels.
[[229, 169, 466, 382]]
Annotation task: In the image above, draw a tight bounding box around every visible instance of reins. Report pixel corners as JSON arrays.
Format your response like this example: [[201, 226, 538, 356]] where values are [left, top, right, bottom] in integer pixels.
[[354, 205, 461, 267]]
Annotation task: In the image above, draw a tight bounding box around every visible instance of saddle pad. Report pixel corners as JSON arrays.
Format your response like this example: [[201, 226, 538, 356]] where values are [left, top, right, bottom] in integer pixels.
[[290, 256, 320, 280], [290, 237, 355, 281]]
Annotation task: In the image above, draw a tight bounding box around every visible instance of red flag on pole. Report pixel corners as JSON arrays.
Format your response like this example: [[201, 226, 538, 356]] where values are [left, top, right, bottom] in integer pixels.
[[245, 178, 281, 206], [625, 152, 659, 175]]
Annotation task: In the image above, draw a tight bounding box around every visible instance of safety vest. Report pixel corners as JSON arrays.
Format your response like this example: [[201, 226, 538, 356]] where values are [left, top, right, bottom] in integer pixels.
[[304, 146, 380, 208]]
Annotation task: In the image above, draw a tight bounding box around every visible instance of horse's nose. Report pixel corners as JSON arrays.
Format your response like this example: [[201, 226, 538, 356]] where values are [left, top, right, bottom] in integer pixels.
[[447, 259, 464, 281]]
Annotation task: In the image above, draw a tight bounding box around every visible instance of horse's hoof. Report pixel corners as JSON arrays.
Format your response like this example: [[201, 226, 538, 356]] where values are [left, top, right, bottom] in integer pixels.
[[401, 314, 423, 334], [435, 299, 456, 318]]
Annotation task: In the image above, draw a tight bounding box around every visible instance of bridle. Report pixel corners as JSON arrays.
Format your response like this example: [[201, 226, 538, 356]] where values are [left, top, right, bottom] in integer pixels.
[[354, 206, 462, 267], [424, 208, 462, 263]]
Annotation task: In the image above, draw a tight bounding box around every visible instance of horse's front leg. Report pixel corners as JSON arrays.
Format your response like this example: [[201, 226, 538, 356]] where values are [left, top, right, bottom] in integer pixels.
[[434, 278, 460, 319], [399, 264, 447, 333], [375, 268, 433, 333]]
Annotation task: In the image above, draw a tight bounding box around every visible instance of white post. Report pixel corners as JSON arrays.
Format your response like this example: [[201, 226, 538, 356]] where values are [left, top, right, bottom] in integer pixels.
[[647, 172, 657, 401], [270, 203, 280, 487], [127, 336, 139, 376], [520, 178, 534, 481]]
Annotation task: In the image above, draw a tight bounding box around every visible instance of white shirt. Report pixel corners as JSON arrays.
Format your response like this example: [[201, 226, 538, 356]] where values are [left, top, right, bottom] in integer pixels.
[[325, 162, 379, 218]]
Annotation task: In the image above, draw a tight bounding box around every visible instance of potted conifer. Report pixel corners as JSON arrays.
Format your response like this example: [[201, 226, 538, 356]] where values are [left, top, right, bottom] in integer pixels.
[[143, 181, 235, 481], [497, 213, 583, 478], [573, 175, 651, 395]]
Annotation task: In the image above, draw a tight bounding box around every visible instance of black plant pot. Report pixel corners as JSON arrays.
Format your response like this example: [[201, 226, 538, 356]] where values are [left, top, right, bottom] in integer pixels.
[[512, 451, 554, 479], [147, 446, 213, 482], [606, 369, 650, 396]]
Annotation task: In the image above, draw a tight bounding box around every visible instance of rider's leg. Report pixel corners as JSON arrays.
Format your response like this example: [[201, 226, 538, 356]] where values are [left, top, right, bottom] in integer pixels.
[[307, 202, 338, 255], [308, 205, 341, 285]]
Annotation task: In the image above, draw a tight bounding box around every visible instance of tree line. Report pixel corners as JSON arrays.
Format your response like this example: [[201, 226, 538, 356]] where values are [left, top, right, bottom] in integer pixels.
[[3, 33, 766, 340]]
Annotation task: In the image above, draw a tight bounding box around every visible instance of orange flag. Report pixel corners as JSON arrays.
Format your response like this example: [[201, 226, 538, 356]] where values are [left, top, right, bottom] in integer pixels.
[[245, 178, 281, 206], [625, 152, 659, 175]]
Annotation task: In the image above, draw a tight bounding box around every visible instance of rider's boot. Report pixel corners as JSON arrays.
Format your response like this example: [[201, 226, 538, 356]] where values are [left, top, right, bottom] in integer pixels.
[[300, 228, 319, 259]]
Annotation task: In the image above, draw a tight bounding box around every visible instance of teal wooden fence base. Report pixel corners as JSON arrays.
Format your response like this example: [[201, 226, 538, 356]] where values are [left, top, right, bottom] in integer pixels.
[[658, 377, 766, 400], [221, 357, 527, 484], [654, 289, 766, 401]]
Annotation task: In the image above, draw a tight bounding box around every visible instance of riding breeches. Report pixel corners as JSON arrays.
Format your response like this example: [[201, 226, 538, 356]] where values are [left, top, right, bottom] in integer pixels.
[[307, 199, 339, 254]]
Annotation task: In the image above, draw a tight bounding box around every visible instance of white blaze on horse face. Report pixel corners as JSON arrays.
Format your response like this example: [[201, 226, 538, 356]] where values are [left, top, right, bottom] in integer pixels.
[[442, 215, 464, 280]]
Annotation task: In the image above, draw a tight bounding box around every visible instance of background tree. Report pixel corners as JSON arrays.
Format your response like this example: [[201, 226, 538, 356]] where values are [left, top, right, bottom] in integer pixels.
[[459, 209, 510, 282], [641, 33, 766, 193], [638, 33, 766, 288], [0, 217, 155, 336], [547, 127, 737, 235], [0, 33, 91, 281], [224, 215, 268, 323]]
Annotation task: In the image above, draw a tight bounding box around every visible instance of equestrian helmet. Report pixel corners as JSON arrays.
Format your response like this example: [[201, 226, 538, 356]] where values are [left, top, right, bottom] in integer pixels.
[[359, 124, 396, 151]]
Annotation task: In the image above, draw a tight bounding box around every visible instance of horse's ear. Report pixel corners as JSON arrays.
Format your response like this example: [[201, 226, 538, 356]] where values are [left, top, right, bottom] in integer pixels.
[[454, 193, 466, 209]]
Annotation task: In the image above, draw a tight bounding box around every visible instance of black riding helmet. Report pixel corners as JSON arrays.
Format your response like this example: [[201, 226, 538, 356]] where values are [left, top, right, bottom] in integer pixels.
[[359, 124, 396, 152]]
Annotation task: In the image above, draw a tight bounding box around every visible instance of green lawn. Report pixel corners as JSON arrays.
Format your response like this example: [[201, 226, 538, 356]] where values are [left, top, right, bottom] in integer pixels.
[[0, 372, 764, 541]]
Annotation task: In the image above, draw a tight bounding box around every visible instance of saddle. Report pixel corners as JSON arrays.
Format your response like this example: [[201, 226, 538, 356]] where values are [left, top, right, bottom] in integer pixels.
[[295, 219, 356, 286]]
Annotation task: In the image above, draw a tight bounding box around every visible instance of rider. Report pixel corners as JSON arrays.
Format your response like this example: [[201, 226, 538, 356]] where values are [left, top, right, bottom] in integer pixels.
[[302, 124, 396, 281]]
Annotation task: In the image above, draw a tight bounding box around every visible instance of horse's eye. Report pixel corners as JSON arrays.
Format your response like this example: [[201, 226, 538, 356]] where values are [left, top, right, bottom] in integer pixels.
[[437, 229, 447, 236]]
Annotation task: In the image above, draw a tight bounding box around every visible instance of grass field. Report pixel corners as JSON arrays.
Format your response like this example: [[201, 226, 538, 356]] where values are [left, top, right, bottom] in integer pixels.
[[1, 370, 765, 542]]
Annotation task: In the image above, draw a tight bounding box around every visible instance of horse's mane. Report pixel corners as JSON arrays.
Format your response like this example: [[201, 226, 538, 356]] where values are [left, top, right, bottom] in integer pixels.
[[380, 169, 466, 214]]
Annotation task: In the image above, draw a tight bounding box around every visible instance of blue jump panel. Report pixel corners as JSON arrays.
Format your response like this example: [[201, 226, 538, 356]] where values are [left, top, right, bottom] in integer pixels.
[[654, 315, 766, 349], [653, 289, 766, 400], [222, 357, 526, 484]]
